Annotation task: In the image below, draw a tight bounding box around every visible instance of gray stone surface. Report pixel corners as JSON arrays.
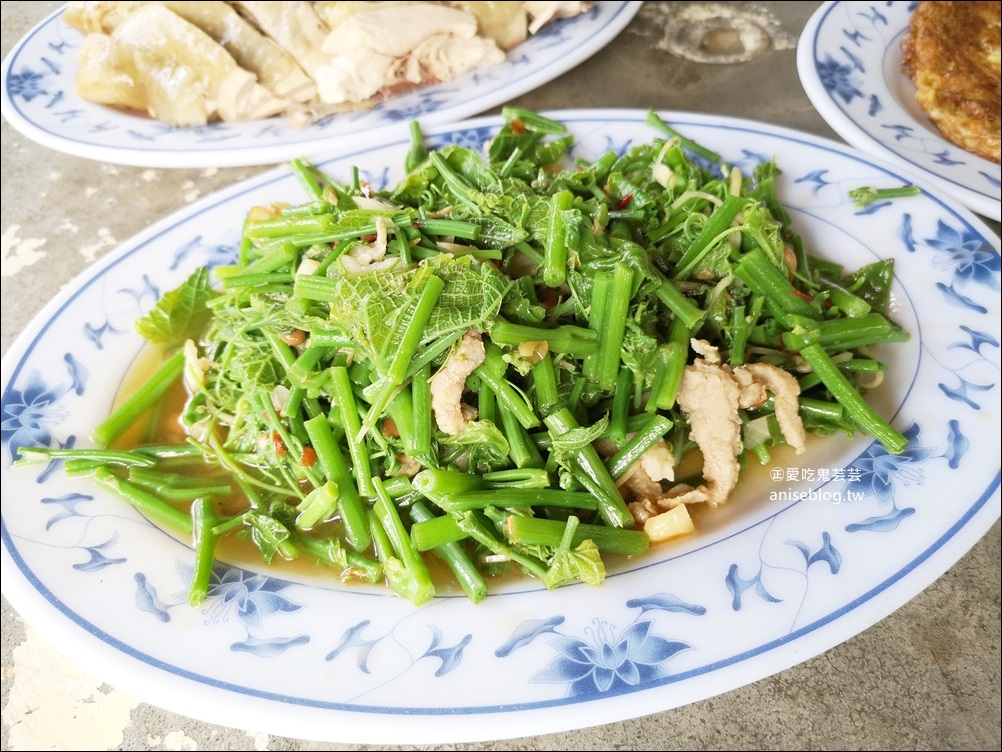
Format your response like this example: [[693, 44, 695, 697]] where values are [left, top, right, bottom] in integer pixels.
[[2, 2, 1000, 750]]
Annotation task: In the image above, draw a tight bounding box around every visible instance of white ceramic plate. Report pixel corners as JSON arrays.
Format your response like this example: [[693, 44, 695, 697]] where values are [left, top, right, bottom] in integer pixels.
[[797, 1, 1002, 222], [2, 110, 999, 745], [0, 2, 640, 168]]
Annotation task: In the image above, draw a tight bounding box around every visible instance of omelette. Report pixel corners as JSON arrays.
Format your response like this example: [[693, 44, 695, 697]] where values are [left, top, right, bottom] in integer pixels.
[[901, 1, 1001, 164]]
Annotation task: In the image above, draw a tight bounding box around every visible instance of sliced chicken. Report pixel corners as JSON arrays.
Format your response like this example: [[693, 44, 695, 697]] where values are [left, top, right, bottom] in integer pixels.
[[75, 33, 148, 113], [65, 1, 316, 103], [64, 0, 593, 125], [63, 1, 147, 33], [524, 1, 590, 34], [313, 1, 424, 29], [313, 3, 504, 105], [675, 340, 807, 506], [403, 32, 506, 87], [230, 1, 331, 82], [160, 2, 316, 102], [738, 362, 807, 454], [730, 364, 768, 409], [676, 357, 743, 506], [339, 217, 401, 274], [74, 4, 287, 127], [430, 331, 486, 435], [639, 438, 675, 484], [446, 1, 530, 49]]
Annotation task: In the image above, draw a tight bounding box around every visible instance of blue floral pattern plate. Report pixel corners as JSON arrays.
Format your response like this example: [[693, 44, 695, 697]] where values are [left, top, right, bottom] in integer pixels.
[[797, 1, 1001, 222], [0, 2, 640, 169], [1, 110, 999, 745]]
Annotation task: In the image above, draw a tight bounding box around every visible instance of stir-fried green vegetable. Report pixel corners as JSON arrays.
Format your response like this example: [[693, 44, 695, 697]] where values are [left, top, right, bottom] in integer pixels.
[[16, 108, 909, 605]]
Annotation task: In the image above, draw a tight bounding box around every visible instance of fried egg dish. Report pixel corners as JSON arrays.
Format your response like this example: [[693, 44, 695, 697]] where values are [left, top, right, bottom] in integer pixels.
[[901, 1, 1001, 164]]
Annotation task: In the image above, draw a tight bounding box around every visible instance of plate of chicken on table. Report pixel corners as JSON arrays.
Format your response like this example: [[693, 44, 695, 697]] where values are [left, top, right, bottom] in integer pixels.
[[0, 1, 641, 168]]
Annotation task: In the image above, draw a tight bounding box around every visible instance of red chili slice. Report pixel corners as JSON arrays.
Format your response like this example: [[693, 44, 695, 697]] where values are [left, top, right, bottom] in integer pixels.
[[613, 194, 634, 210]]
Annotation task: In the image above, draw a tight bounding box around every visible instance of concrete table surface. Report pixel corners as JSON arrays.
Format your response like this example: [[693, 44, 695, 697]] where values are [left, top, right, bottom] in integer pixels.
[[2, 2, 999, 750]]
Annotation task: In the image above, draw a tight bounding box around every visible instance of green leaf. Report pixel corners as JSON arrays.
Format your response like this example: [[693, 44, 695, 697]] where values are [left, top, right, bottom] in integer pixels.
[[247, 512, 295, 565], [226, 337, 283, 390], [135, 267, 217, 347], [844, 259, 895, 313], [328, 254, 509, 366], [439, 419, 510, 474], [500, 276, 546, 326], [739, 202, 786, 270], [550, 414, 609, 460], [463, 214, 528, 248], [446, 147, 503, 194], [543, 517, 606, 588]]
